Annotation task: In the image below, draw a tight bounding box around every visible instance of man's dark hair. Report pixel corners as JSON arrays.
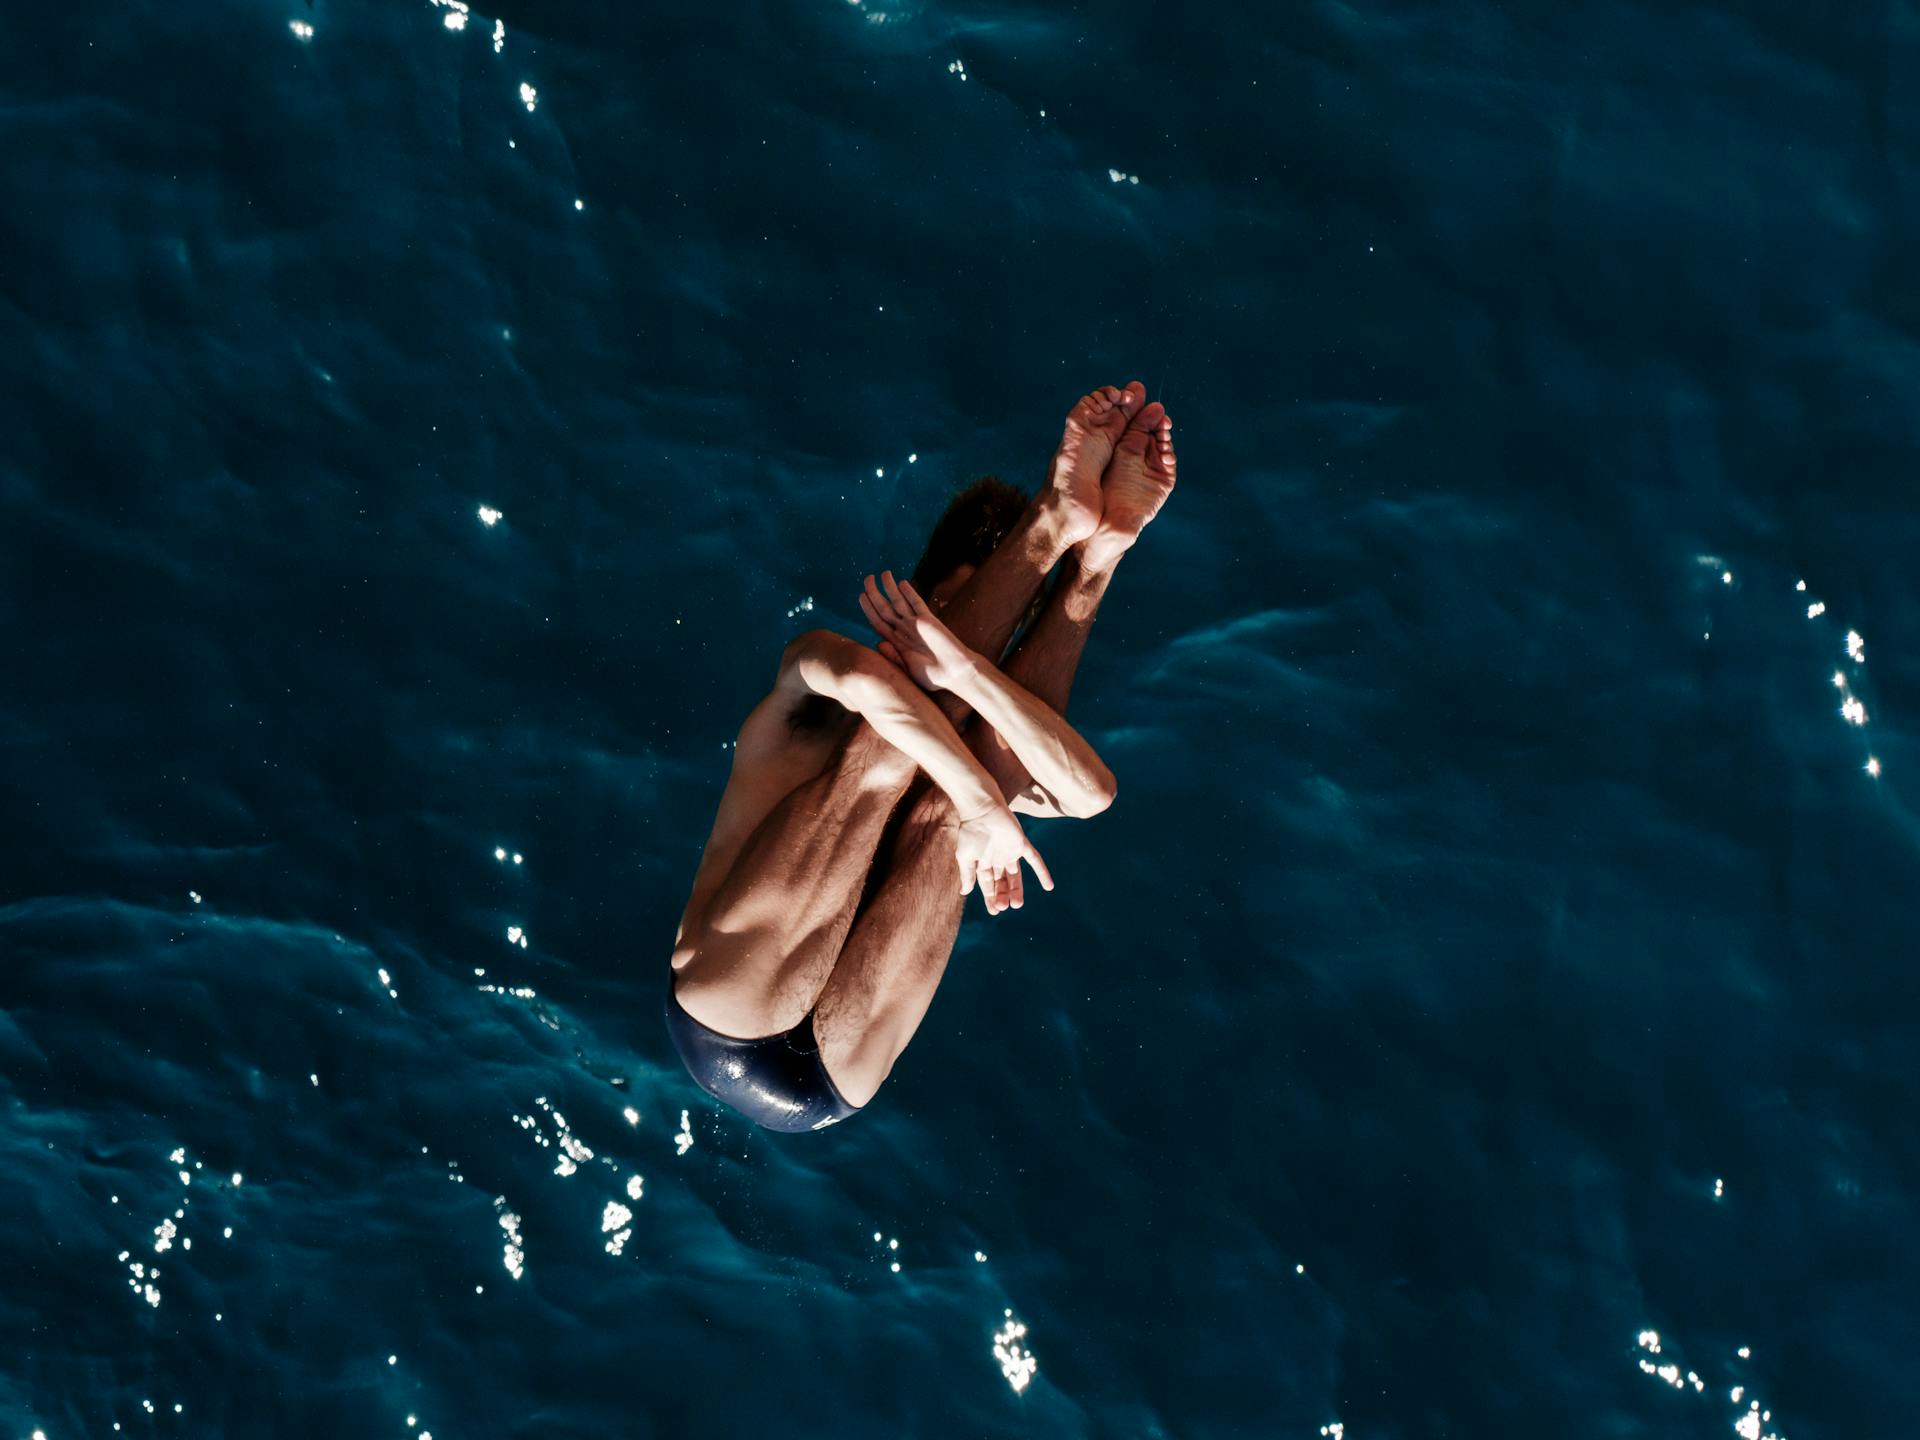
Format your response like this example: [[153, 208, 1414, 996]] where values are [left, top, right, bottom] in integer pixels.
[[909, 476, 1030, 592], [908, 475, 1050, 653], [791, 476, 1040, 733]]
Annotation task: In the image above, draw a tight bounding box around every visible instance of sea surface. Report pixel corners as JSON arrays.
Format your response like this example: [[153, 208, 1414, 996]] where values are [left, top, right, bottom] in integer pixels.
[[4, 1, 1918, 1436]]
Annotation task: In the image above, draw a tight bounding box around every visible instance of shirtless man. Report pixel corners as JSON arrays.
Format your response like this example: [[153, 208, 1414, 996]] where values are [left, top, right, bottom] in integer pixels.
[[666, 382, 1178, 1131]]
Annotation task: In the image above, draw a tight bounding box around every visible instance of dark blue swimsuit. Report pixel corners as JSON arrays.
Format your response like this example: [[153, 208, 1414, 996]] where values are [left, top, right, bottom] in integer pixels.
[[664, 986, 861, 1133]]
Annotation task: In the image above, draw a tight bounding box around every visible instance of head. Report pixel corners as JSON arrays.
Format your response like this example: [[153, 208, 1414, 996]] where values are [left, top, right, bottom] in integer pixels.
[[910, 477, 1045, 630]]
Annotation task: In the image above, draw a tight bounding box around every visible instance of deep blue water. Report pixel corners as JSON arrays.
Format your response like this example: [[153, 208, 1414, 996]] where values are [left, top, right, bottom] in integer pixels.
[[4, 1, 1919, 1435]]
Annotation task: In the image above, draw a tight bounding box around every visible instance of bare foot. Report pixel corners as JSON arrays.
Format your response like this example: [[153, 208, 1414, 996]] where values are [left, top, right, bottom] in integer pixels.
[[1077, 394, 1175, 575], [1044, 384, 1137, 546]]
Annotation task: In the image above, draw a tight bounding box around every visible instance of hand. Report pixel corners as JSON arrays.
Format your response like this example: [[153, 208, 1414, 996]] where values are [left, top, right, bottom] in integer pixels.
[[858, 571, 980, 695], [953, 801, 1054, 915]]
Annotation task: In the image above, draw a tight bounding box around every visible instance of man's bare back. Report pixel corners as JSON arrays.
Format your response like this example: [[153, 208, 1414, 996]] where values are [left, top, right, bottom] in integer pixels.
[[664, 382, 1178, 1130]]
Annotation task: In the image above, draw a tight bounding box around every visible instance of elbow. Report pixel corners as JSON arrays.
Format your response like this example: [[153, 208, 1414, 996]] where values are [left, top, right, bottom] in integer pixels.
[[791, 630, 893, 710], [1065, 769, 1117, 819]]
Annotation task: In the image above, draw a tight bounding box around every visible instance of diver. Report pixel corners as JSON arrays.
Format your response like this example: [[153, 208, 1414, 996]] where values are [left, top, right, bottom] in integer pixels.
[[665, 382, 1177, 1130]]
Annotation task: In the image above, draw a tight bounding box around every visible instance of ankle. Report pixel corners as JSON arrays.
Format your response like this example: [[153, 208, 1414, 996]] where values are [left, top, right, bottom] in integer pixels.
[[1075, 532, 1129, 579], [1033, 489, 1096, 551]]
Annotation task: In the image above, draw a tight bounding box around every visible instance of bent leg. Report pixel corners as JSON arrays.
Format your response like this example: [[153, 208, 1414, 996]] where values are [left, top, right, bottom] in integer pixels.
[[672, 727, 918, 1039], [937, 501, 1076, 686], [814, 555, 1121, 1104], [674, 496, 1075, 1041], [811, 779, 968, 1106], [975, 551, 1115, 803]]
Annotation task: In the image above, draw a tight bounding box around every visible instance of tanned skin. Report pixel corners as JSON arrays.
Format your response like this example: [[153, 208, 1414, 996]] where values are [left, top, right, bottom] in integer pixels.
[[669, 381, 1178, 1106]]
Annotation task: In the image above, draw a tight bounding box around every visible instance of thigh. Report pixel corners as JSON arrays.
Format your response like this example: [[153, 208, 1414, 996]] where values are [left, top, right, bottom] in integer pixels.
[[673, 724, 918, 1039], [812, 780, 970, 1107]]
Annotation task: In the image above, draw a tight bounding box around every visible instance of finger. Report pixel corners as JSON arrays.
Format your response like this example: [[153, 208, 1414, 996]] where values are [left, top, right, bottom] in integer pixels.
[[898, 578, 931, 615], [958, 857, 975, 896], [1022, 839, 1055, 892], [878, 640, 904, 667], [857, 591, 895, 637], [864, 573, 897, 625], [1005, 868, 1024, 910], [881, 570, 909, 612]]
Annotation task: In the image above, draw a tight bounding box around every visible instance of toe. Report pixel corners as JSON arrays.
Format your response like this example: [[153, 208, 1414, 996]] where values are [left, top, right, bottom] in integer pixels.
[[1128, 399, 1166, 432], [1118, 380, 1147, 413]]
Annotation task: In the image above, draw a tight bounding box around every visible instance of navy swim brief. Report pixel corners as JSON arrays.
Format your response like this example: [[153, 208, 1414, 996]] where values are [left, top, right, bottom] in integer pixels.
[[664, 985, 861, 1133]]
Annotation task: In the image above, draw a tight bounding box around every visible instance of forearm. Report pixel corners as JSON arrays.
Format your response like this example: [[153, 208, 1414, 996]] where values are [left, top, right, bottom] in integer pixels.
[[958, 668, 1114, 815], [844, 664, 1007, 821], [949, 565, 1116, 816]]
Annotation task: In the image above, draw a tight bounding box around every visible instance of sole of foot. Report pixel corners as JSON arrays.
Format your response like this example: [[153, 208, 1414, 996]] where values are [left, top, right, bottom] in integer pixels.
[[1078, 397, 1175, 575], [1046, 383, 1140, 545]]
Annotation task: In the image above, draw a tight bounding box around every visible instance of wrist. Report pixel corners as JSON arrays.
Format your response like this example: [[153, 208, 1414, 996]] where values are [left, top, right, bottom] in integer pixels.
[[947, 650, 990, 703], [953, 788, 1007, 826]]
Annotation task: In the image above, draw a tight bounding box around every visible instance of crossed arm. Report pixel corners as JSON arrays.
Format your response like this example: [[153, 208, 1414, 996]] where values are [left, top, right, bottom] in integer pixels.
[[782, 624, 1115, 821], [781, 630, 1004, 822]]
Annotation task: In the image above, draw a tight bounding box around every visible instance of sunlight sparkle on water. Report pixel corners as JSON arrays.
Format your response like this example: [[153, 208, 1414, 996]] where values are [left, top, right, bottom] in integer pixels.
[[601, 1201, 633, 1255], [1633, 1330, 1788, 1440], [992, 1309, 1038, 1393], [478, 505, 502, 527], [674, 1111, 694, 1155], [519, 82, 538, 111], [1845, 630, 1865, 662], [497, 1202, 525, 1278], [290, 20, 314, 40], [1841, 697, 1867, 726], [1806, 601, 1826, 618], [493, 19, 505, 51], [1866, 757, 1881, 777]]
